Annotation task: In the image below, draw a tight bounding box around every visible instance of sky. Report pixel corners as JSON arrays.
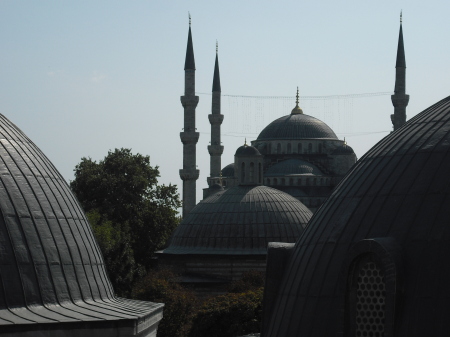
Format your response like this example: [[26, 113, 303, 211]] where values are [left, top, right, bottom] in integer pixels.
[[1, 1, 449, 210]]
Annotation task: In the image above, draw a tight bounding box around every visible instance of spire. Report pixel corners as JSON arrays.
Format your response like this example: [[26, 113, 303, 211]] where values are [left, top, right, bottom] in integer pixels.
[[291, 87, 303, 115], [212, 41, 221, 92], [184, 13, 196, 70], [395, 11, 406, 68]]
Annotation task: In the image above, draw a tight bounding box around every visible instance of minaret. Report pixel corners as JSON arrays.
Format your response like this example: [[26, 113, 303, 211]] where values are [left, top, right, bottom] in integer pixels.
[[391, 12, 409, 131], [179, 15, 199, 217], [208, 41, 224, 180]]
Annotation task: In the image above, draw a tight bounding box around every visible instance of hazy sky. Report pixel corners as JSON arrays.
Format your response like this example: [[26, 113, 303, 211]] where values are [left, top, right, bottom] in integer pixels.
[[1, 1, 449, 208]]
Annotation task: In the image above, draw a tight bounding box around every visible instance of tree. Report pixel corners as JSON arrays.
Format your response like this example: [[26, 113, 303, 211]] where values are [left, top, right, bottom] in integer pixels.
[[70, 148, 181, 295]]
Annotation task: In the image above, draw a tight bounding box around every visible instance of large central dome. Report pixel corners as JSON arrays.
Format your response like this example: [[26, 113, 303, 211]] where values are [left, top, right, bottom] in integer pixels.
[[257, 114, 338, 140]]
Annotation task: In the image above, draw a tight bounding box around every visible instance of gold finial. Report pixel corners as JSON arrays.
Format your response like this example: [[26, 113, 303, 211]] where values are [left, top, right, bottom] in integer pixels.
[[244, 138, 247, 146], [189, 12, 191, 27], [291, 87, 303, 115], [344, 137, 347, 145], [400, 10, 402, 24], [216, 40, 218, 54]]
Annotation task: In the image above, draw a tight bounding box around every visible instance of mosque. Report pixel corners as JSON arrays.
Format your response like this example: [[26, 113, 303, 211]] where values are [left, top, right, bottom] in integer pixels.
[[158, 16, 409, 294]]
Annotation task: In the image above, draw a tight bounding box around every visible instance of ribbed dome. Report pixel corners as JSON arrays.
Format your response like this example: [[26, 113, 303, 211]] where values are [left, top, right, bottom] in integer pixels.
[[235, 144, 261, 156], [221, 163, 235, 177], [265, 159, 323, 176], [0, 114, 161, 327], [265, 95, 450, 336], [257, 114, 338, 140], [162, 185, 312, 255]]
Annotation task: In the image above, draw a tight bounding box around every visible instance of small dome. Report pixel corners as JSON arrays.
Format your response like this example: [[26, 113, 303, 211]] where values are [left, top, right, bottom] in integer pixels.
[[331, 143, 355, 155], [221, 163, 235, 177], [265, 159, 323, 176], [257, 114, 338, 140], [210, 183, 224, 191], [162, 185, 312, 255], [265, 95, 450, 336], [235, 144, 261, 156]]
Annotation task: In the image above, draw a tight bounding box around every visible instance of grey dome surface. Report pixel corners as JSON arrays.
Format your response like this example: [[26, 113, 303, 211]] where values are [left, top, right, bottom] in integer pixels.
[[162, 185, 312, 255], [221, 163, 235, 177], [0, 114, 162, 326], [257, 114, 338, 140], [235, 144, 261, 156], [266, 95, 450, 336], [265, 159, 323, 176], [331, 143, 355, 155]]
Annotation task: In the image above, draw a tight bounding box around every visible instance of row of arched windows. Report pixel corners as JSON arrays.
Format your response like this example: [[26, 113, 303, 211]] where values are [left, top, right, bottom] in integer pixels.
[[266, 177, 329, 186], [241, 161, 262, 184], [267, 142, 323, 155]]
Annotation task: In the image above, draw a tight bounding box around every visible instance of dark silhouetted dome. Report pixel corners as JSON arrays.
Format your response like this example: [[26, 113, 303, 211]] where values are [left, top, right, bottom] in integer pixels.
[[265, 96, 450, 336], [265, 159, 323, 176], [331, 143, 355, 155], [210, 183, 224, 191], [235, 144, 261, 156], [162, 185, 312, 255], [221, 163, 235, 177], [257, 114, 338, 140], [0, 114, 162, 332]]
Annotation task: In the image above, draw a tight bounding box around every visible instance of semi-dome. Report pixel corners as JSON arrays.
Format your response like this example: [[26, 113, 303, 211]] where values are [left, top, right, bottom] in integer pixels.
[[265, 95, 450, 336], [257, 114, 338, 140], [221, 163, 235, 177], [331, 143, 355, 155], [265, 158, 323, 176], [235, 144, 261, 156], [162, 185, 312, 255], [0, 114, 162, 335]]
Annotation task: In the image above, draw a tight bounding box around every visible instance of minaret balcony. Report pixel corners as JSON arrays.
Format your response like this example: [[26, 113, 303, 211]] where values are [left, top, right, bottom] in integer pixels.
[[180, 96, 199, 107], [208, 145, 224, 156], [179, 169, 200, 181], [208, 114, 224, 125], [391, 94, 410, 107], [180, 132, 199, 144]]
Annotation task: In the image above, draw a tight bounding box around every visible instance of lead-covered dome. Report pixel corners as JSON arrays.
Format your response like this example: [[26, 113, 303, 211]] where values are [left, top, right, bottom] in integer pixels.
[[265, 95, 450, 336], [257, 114, 338, 140], [0, 114, 162, 333], [162, 185, 312, 255]]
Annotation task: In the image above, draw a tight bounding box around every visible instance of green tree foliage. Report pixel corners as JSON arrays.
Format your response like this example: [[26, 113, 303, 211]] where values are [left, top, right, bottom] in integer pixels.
[[132, 269, 198, 337], [70, 148, 181, 295], [188, 287, 263, 337]]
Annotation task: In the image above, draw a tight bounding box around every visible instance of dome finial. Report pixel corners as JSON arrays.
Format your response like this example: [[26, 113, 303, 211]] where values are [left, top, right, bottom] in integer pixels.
[[216, 40, 218, 54], [400, 10, 402, 24], [291, 87, 303, 115], [189, 12, 191, 27], [244, 138, 247, 146]]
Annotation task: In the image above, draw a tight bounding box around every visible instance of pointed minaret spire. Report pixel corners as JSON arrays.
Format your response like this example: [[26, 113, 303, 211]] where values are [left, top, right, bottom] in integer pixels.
[[184, 13, 195, 71], [391, 11, 409, 131], [291, 87, 303, 115], [207, 41, 224, 186], [180, 17, 199, 217]]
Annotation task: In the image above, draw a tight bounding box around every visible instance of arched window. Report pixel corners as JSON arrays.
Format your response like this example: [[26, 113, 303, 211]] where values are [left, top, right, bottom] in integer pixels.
[[289, 178, 293, 186], [241, 162, 245, 182], [308, 143, 312, 153], [306, 178, 311, 186], [318, 143, 323, 153], [273, 178, 278, 185], [313, 178, 317, 185], [249, 162, 255, 183], [259, 163, 262, 184], [298, 143, 302, 154], [287, 143, 292, 154], [297, 178, 301, 186], [268, 143, 272, 154], [347, 255, 386, 337], [281, 178, 285, 185], [267, 178, 271, 185], [277, 143, 281, 154]]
